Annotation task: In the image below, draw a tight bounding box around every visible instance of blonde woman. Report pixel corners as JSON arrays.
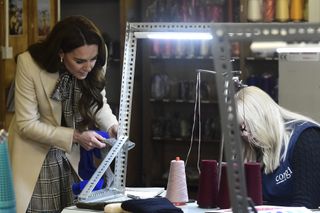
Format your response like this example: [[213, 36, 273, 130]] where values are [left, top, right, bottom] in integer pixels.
[[235, 86, 320, 209]]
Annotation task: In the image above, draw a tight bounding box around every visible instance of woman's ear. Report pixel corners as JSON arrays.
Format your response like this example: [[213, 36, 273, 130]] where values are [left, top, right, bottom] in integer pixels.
[[58, 50, 64, 62], [240, 122, 251, 142]]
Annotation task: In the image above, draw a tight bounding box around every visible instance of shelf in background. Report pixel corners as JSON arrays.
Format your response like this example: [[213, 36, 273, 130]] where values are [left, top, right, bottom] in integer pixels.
[[246, 56, 279, 61], [152, 137, 220, 144], [149, 98, 218, 104], [149, 55, 240, 61]]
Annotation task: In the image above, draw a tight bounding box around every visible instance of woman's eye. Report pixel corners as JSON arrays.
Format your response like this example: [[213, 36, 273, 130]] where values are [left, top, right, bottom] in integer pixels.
[[75, 60, 85, 64]]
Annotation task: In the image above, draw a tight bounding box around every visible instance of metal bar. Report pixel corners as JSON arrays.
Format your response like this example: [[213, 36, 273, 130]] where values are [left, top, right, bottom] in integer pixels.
[[130, 22, 320, 42], [212, 33, 249, 213], [113, 22, 138, 191], [78, 23, 138, 202]]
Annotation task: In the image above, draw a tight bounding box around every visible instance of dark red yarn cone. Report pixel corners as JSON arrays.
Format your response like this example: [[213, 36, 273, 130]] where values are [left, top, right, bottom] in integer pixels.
[[245, 162, 263, 205], [197, 160, 218, 208], [217, 163, 230, 209]]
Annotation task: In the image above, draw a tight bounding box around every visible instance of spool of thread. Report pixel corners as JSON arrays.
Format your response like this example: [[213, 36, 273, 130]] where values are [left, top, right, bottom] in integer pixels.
[[197, 160, 218, 208], [276, 0, 289, 22], [263, 0, 275, 22], [217, 163, 230, 209], [165, 157, 189, 206], [231, 42, 240, 57], [211, 5, 223, 22], [290, 0, 304, 22], [162, 40, 172, 58], [247, 0, 263, 22], [186, 41, 195, 58], [200, 40, 210, 57], [152, 40, 161, 56], [308, 0, 320, 22], [245, 162, 263, 205], [227, 0, 233, 22], [0, 129, 16, 213], [175, 40, 186, 58]]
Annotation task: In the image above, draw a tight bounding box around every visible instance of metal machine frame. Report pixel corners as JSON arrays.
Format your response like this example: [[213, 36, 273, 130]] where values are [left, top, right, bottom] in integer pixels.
[[79, 22, 320, 212]]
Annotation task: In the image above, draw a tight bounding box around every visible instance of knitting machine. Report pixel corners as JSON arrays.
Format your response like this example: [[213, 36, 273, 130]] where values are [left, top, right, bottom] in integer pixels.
[[78, 22, 320, 213]]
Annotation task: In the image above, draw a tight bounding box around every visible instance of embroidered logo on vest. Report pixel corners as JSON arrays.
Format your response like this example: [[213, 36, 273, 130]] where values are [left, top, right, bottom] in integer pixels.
[[275, 166, 293, 184]]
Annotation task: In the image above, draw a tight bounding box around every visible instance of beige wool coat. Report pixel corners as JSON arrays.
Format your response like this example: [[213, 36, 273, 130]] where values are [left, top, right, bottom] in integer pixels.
[[8, 51, 118, 213]]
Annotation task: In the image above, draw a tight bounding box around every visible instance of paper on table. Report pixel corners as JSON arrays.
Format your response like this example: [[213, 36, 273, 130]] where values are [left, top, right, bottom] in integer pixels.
[[205, 205, 313, 213], [125, 187, 165, 199]]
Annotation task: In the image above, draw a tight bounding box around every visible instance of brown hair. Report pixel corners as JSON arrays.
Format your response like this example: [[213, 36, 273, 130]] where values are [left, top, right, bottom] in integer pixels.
[[28, 15, 108, 130]]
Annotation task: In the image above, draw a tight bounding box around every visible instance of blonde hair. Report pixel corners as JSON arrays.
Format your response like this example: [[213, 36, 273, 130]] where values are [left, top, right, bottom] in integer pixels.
[[235, 86, 318, 174]]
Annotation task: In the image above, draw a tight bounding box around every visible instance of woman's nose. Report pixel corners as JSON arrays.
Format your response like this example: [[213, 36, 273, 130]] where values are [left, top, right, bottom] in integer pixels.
[[83, 62, 92, 71]]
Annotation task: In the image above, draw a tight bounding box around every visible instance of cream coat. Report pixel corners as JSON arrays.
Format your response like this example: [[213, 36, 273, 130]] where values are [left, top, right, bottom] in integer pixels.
[[8, 51, 118, 213]]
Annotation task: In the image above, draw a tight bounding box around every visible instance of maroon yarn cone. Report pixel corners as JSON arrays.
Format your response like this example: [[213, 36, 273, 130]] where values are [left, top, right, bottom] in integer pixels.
[[245, 162, 263, 205], [197, 160, 218, 208], [217, 163, 230, 209]]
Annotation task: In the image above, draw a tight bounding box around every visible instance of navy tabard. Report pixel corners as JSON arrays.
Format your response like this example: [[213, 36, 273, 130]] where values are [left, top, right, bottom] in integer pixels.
[[262, 121, 320, 206]]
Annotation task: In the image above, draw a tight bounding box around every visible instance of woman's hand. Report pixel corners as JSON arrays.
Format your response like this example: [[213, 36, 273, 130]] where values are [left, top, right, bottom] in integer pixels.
[[73, 130, 106, 151], [108, 124, 118, 138]]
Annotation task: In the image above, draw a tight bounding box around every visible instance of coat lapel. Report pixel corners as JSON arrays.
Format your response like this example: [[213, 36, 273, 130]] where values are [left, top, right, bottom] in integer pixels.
[[39, 70, 61, 125]]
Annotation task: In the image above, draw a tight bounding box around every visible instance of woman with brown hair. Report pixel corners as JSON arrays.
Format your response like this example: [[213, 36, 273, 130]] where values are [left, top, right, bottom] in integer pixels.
[[9, 15, 118, 212]]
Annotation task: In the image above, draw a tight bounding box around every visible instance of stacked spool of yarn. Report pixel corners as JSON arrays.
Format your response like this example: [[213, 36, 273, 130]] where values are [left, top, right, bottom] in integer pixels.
[[263, 0, 275, 22], [247, 0, 263, 22], [197, 160, 218, 208], [309, 0, 320, 22], [290, 0, 304, 22], [245, 162, 263, 205], [217, 163, 230, 209], [165, 157, 189, 206], [217, 162, 263, 209], [276, 0, 290, 22]]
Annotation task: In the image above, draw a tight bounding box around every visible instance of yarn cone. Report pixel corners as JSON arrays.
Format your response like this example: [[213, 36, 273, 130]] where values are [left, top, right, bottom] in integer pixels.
[[217, 163, 230, 209], [197, 160, 218, 208], [245, 162, 263, 205], [276, 0, 289, 22], [166, 157, 189, 206], [290, 0, 304, 22]]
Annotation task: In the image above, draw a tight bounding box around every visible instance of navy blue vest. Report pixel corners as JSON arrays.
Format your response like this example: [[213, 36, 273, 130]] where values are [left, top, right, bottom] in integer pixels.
[[262, 121, 319, 205]]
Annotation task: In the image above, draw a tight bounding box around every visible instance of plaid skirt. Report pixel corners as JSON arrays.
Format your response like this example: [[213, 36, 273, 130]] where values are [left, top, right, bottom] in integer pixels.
[[26, 147, 79, 213]]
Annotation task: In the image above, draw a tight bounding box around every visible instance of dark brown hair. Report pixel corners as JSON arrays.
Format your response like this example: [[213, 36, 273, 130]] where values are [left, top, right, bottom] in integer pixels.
[[28, 15, 107, 130]]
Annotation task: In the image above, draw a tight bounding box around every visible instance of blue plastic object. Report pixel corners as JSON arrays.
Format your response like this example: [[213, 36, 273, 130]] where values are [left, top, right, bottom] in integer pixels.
[[72, 178, 104, 195], [78, 130, 111, 180], [0, 130, 16, 213], [95, 130, 110, 139]]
